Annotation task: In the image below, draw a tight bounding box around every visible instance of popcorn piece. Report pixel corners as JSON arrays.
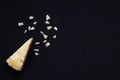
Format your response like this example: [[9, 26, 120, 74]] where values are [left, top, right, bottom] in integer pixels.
[[53, 35, 57, 38], [43, 40, 47, 43], [34, 49, 39, 52], [40, 31, 44, 34], [35, 52, 39, 56], [43, 34, 48, 39], [45, 21, 50, 24], [46, 14, 50, 20], [53, 27, 58, 31], [24, 30, 27, 34], [28, 26, 36, 31], [28, 26, 31, 31], [45, 42, 50, 47], [40, 31, 48, 39], [33, 21, 37, 25], [35, 42, 40, 45], [29, 16, 34, 20], [47, 26, 52, 30], [31, 27, 36, 30], [18, 22, 24, 26]]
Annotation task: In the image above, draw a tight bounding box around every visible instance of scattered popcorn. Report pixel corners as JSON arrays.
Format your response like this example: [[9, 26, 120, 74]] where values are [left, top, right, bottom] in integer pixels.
[[46, 14, 50, 20], [18, 15, 58, 52], [24, 30, 27, 34], [33, 21, 37, 25], [53, 27, 58, 31], [45, 21, 50, 24], [47, 26, 52, 30], [18, 22, 24, 26], [34, 49, 39, 52], [43, 40, 47, 43], [45, 42, 50, 47], [35, 42, 40, 45], [53, 35, 57, 38], [29, 16, 34, 20], [35, 52, 39, 56]]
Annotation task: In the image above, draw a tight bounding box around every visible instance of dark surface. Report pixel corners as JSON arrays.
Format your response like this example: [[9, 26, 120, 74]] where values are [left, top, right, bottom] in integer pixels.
[[0, 0, 117, 80]]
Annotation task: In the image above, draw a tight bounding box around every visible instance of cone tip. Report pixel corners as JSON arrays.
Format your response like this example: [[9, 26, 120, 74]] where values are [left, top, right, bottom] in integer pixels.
[[29, 37, 33, 41]]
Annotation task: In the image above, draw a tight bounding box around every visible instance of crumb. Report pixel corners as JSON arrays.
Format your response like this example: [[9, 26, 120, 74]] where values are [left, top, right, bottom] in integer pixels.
[[28, 26, 36, 31], [43, 40, 47, 43], [40, 31, 44, 34], [18, 22, 24, 26], [46, 14, 50, 20], [28, 26, 31, 31], [31, 27, 36, 30], [35, 52, 39, 56], [40, 31, 48, 39], [45, 42, 50, 47], [33, 21, 37, 25], [53, 27, 58, 31], [34, 49, 39, 52], [45, 21, 50, 24], [43, 34, 48, 39], [29, 16, 34, 20], [47, 26, 52, 30], [53, 35, 57, 38], [35, 42, 40, 45], [24, 30, 27, 34]]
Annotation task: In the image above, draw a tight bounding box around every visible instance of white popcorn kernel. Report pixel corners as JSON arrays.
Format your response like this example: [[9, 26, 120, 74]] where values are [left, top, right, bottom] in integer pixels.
[[33, 21, 37, 25], [47, 26, 52, 30], [45, 42, 50, 47], [28, 26, 36, 31], [28, 26, 31, 31], [35, 42, 40, 45], [46, 14, 50, 20], [31, 27, 36, 30], [35, 52, 39, 56], [53, 35, 57, 38], [45, 21, 50, 24], [34, 49, 39, 52], [29, 16, 34, 20], [43, 40, 47, 43], [40, 31, 44, 34], [40, 31, 48, 39], [24, 29, 27, 34], [43, 34, 48, 39], [53, 27, 58, 31], [18, 22, 24, 26]]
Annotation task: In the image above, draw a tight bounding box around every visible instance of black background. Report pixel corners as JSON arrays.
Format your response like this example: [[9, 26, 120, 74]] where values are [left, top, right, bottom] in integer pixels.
[[0, 0, 117, 80]]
